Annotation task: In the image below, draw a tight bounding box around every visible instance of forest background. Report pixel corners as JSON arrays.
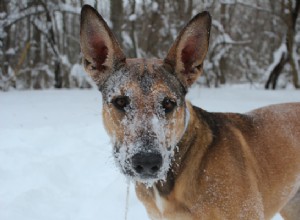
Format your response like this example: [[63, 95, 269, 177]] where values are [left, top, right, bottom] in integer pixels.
[[1, 0, 300, 91]]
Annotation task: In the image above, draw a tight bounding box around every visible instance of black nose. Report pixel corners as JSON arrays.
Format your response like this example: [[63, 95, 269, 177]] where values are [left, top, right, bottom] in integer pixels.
[[131, 152, 163, 176]]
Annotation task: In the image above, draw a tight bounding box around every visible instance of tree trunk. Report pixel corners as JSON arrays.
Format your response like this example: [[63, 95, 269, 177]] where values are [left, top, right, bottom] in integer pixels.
[[110, 0, 123, 45], [54, 60, 62, 88], [265, 53, 289, 89], [219, 3, 227, 85], [128, 0, 137, 57], [38, 0, 62, 88], [0, 1, 10, 84], [286, 0, 300, 88], [265, 0, 300, 89]]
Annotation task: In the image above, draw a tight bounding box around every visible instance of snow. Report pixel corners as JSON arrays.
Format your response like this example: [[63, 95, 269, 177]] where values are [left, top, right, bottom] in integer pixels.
[[1, 5, 44, 29], [5, 48, 16, 55], [60, 3, 81, 14], [70, 64, 93, 88], [211, 20, 251, 46], [151, 2, 159, 11], [128, 14, 137, 22], [1, 87, 299, 220]]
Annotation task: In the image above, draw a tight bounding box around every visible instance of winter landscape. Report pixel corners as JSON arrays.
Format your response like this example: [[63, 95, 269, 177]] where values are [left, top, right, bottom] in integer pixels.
[[1, 0, 300, 219], [1, 86, 299, 220]]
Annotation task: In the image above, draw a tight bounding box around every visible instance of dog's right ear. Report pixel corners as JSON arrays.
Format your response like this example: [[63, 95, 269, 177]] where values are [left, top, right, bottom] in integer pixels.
[[80, 5, 126, 89]]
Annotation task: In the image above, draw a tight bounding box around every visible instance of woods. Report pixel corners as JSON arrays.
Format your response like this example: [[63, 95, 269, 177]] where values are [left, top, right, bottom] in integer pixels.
[[0, 0, 299, 91]]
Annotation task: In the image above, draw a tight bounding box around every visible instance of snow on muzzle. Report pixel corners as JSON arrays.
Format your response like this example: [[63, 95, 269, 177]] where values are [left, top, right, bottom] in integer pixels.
[[114, 134, 163, 177], [113, 129, 176, 185], [112, 110, 180, 185]]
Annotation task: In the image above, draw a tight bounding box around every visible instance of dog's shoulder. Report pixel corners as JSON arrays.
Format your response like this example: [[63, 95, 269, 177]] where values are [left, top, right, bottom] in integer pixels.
[[192, 105, 254, 134]]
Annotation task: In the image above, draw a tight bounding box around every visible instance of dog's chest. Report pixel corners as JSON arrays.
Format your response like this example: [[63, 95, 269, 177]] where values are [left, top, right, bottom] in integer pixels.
[[153, 186, 166, 215], [145, 186, 193, 220]]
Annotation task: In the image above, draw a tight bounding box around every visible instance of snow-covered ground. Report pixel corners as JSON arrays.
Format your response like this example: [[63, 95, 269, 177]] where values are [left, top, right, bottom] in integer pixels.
[[1, 87, 299, 220]]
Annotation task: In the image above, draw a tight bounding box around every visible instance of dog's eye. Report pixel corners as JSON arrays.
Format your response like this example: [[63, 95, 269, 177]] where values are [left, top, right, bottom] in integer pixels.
[[112, 96, 130, 111], [162, 98, 176, 113]]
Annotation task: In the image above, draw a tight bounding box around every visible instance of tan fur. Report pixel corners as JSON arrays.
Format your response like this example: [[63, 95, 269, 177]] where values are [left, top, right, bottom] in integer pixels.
[[136, 103, 300, 220], [80, 5, 300, 220]]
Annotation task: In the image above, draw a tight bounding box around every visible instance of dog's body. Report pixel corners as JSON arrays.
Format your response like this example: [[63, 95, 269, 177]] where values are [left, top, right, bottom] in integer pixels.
[[80, 5, 300, 220], [136, 102, 300, 220]]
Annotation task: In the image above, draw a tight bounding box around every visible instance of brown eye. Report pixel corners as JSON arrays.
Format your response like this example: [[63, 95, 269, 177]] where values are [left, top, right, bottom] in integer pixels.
[[112, 96, 130, 111], [162, 98, 176, 113]]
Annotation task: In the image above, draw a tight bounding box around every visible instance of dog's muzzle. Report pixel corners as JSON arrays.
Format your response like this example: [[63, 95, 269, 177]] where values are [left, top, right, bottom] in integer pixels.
[[131, 152, 163, 178]]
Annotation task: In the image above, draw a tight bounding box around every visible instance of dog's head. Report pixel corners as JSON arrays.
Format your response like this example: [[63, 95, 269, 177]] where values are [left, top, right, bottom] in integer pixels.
[[80, 5, 211, 185]]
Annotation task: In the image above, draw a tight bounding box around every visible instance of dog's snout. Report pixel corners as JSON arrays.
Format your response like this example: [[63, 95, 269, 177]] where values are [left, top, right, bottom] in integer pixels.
[[131, 152, 163, 176]]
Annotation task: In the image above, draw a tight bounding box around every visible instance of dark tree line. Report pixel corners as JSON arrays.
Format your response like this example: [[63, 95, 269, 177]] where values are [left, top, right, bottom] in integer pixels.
[[0, 0, 299, 91]]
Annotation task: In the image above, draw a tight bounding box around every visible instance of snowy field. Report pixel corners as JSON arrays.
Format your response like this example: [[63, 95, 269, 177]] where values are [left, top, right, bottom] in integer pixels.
[[1, 87, 299, 220]]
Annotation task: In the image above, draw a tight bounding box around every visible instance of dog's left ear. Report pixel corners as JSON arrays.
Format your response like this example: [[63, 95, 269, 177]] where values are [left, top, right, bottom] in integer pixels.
[[164, 12, 211, 88], [80, 5, 126, 89]]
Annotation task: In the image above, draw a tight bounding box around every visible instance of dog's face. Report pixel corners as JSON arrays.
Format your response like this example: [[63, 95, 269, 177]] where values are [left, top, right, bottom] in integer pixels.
[[101, 59, 188, 184], [80, 5, 211, 185]]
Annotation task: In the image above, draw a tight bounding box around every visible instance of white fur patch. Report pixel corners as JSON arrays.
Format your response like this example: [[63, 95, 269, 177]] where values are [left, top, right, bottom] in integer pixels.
[[153, 186, 166, 215]]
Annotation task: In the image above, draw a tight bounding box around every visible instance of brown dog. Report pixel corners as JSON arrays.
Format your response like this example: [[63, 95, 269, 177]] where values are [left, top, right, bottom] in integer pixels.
[[80, 5, 300, 220]]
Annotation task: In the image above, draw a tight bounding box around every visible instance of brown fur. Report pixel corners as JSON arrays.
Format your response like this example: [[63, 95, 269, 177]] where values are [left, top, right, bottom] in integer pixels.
[[136, 103, 300, 219], [80, 5, 300, 220]]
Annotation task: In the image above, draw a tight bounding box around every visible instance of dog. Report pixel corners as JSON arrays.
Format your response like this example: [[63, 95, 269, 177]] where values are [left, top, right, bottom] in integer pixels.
[[80, 5, 300, 220]]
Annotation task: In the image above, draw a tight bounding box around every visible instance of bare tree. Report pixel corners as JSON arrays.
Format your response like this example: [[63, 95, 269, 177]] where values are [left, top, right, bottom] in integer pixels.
[[265, 0, 300, 89]]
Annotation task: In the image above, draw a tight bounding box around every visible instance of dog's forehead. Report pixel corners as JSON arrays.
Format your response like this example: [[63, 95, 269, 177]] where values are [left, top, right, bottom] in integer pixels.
[[102, 58, 185, 100], [126, 58, 163, 70], [126, 58, 159, 94]]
